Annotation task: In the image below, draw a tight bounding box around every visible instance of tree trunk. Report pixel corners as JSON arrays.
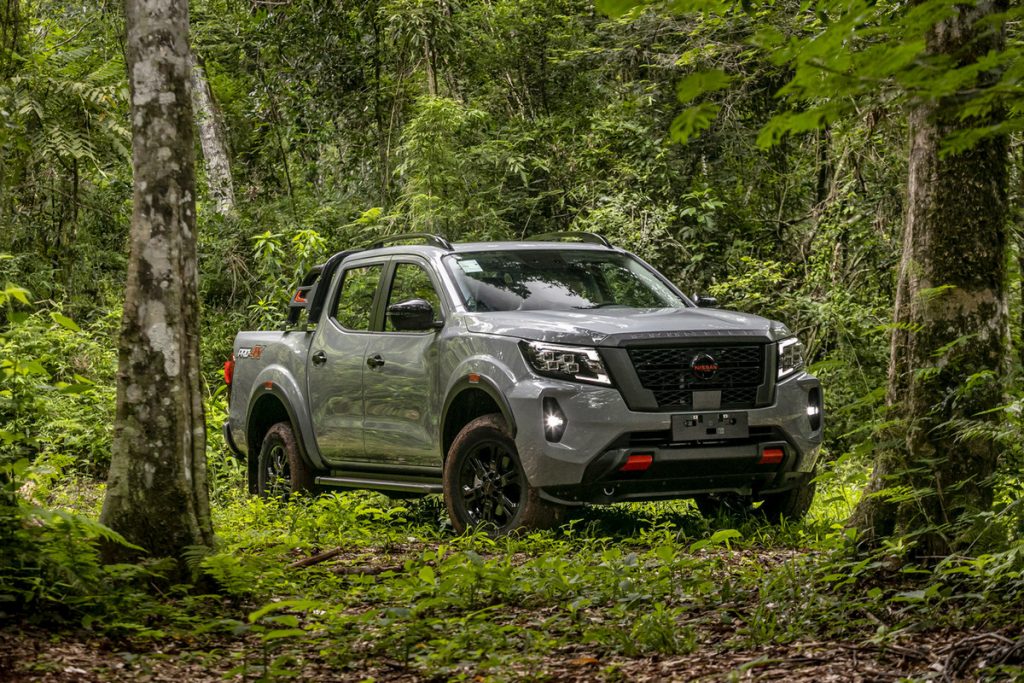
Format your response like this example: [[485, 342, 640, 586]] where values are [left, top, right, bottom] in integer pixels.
[[100, 0, 213, 572], [189, 52, 235, 216], [850, 1, 1009, 558]]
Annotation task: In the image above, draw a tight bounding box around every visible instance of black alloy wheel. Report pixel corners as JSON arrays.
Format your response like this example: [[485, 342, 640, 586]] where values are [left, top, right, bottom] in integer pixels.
[[444, 413, 563, 535], [456, 438, 524, 527]]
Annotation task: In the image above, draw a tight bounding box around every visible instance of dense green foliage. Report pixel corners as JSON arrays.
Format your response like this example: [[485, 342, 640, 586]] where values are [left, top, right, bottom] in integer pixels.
[[2, 0, 1024, 676]]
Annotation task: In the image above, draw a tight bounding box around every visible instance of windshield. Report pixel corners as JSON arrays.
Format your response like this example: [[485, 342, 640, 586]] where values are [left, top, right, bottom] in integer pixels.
[[445, 250, 688, 312]]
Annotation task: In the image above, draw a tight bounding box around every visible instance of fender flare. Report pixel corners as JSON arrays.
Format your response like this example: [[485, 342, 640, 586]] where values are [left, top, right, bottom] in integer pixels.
[[245, 377, 324, 471], [440, 375, 517, 457]]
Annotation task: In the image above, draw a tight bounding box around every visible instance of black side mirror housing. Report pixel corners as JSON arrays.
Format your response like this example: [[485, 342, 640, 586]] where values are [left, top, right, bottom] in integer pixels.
[[694, 294, 719, 308], [387, 298, 441, 331]]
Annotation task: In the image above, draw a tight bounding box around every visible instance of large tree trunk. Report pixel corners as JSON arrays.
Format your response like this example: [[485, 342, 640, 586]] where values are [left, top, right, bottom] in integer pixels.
[[100, 0, 213, 570], [189, 52, 236, 216], [851, 1, 1009, 558]]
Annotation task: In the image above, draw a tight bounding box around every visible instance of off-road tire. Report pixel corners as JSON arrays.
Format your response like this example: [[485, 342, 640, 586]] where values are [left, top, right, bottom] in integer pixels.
[[444, 413, 563, 535], [757, 470, 817, 522], [256, 422, 314, 498]]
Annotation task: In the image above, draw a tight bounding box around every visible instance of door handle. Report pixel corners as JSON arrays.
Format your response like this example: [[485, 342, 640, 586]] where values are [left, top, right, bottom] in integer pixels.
[[311, 350, 327, 366], [366, 354, 385, 369]]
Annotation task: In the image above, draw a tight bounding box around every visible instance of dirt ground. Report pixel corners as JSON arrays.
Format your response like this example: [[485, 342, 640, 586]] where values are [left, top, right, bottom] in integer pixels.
[[3, 624, 1022, 682]]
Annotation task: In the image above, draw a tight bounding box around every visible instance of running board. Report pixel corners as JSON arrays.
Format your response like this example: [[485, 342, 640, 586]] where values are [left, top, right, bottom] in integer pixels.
[[315, 475, 443, 495]]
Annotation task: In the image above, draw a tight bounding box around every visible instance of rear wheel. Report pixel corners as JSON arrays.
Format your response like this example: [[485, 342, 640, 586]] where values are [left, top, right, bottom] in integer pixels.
[[444, 414, 562, 535], [256, 422, 313, 498]]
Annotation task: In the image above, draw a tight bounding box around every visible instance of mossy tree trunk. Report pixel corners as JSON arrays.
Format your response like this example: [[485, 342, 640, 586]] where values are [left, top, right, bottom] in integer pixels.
[[850, 0, 1009, 557], [100, 0, 213, 570]]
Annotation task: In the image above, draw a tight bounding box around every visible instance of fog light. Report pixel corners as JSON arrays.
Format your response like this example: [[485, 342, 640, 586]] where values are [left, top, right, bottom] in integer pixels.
[[807, 387, 823, 431], [542, 397, 567, 442]]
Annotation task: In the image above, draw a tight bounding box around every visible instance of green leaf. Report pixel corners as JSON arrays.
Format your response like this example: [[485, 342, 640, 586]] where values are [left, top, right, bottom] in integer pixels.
[[263, 628, 305, 641], [3, 284, 31, 305], [418, 566, 436, 584], [675, 70, 733, 105], [56, 383, 95, 395], [669, 103, 720, 143], [708, 529, 742, 545], [49, 312, 81, 332], [595, 0, 645, 18]]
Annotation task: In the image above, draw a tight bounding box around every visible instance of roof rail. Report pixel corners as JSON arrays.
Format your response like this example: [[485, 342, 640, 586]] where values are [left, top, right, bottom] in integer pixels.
[[529, 231, 613, 248], [363, 232, 453, 251]]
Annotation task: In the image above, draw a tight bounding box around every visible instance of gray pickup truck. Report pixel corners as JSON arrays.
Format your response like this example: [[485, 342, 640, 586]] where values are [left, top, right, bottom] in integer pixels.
[[224, 232, 823, 533]]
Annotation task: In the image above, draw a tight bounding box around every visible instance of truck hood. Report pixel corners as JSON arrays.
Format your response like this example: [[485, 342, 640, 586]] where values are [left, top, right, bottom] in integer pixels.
[[461, 307, 784, 346]]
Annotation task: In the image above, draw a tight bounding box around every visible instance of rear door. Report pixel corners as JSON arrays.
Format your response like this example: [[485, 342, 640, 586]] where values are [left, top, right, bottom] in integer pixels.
[[361, 258, 447, 466], [306, 260, 386, 463]]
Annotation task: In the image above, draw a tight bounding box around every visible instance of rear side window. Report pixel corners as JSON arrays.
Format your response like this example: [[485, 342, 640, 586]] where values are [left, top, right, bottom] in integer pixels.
[[333, 264, 382, 330]]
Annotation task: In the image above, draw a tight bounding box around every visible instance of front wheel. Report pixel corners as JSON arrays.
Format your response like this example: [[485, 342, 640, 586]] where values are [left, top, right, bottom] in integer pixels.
[[256, 422, 314, 498], [757, 470, 816, 522], [444, 414, 563, 535]]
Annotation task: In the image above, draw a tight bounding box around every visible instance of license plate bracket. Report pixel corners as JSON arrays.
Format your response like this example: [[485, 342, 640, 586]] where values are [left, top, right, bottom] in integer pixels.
[[671, 412, 749, 441]]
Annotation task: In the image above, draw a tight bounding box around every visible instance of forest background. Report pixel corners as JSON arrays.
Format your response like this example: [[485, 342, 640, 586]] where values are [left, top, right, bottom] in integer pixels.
[[1, 0, 1024, 679]]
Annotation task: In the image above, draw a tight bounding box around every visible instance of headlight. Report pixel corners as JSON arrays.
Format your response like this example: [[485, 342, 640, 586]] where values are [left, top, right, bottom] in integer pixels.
[[520, 341, 611, 386], [777, 337, 805, 380]]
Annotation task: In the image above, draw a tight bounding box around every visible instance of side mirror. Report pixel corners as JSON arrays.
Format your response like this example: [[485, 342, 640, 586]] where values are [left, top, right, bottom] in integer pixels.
[[387, 298, 441, 331], [694, 294, 718, 308]]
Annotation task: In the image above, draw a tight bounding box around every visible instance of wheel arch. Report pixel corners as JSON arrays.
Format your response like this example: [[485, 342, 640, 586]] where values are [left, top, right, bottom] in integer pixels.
[[441, 377, 516, 462], [246, 389, 314, 492]]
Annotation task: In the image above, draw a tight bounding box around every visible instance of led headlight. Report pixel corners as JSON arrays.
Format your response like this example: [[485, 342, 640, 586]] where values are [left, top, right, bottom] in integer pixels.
[[777, 337, 805, 380], [520, 341, 611, 386]]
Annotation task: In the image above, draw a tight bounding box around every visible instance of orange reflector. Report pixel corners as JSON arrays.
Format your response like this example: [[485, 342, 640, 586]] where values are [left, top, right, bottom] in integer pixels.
[[293, 290, 307, 304], [468, 373, 480, 384], [620, 454, 653, 472], [759, 447, 784, 465], [223, 357, 235, 385], [263, 381, 274, 390]]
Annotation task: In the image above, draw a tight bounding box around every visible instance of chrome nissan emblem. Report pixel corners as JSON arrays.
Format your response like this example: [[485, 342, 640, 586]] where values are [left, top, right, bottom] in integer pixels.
[[690, 353, 719, 380]]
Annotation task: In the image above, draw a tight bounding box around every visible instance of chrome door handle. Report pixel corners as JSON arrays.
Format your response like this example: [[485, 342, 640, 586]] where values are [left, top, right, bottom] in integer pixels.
[[311, 350, 327, 366], [366, 354, 385, 369]]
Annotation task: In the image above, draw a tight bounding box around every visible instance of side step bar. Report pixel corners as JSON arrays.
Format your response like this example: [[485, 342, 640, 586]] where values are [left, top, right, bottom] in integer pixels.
[[315, 475, 443, 495]]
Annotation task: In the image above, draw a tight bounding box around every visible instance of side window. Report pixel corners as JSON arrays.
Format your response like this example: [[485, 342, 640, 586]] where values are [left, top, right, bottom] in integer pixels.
[[385, 263, 443, 332], [333, 264, 382, 331]]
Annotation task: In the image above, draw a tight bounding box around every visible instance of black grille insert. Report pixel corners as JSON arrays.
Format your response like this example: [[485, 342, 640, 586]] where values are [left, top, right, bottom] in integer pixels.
[[627, 344, 766, 410]]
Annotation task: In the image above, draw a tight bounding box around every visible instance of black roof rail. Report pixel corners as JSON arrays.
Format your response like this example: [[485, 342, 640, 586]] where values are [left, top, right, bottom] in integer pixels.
[[363, 232, 453, 251], [528, 231, 613, 248]]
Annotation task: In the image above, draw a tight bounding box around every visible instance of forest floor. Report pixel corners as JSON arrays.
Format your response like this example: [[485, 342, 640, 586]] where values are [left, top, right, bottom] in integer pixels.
[[3, 488, 1023, 682], [4, 595, 1021, 681]]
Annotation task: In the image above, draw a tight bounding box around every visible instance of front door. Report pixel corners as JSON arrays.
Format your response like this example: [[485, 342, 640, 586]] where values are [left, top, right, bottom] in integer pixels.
[[307, 262, 384, 463], [362, 260, 445, 466]]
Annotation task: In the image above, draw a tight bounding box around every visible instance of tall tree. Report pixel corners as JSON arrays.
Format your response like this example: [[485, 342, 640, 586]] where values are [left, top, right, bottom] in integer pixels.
[[190, 52, 236, 216], [850, 1, 1009, 554], [598, 0, 1016, 554], [100, 0, 213, 568]]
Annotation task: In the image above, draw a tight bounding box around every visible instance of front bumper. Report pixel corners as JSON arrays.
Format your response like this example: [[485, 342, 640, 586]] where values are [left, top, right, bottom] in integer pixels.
[[508, 372, 822, 503]]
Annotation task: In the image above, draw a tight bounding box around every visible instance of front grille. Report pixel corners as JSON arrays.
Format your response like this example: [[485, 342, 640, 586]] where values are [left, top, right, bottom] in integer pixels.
[[627, 344, 766, 410]]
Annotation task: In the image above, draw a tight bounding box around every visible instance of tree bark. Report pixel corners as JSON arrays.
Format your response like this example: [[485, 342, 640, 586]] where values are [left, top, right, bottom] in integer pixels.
[[850, 1, 1009, 557], [189, 52, 236, 216], [100, 0, 213, 571]]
